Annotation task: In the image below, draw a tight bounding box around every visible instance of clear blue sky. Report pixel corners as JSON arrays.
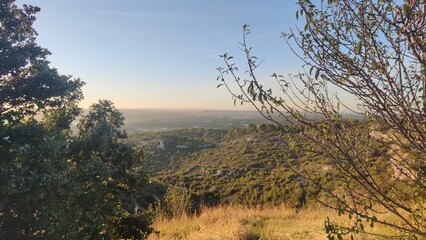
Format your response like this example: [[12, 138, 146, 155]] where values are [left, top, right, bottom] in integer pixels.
[[16, 0, 302, 110]]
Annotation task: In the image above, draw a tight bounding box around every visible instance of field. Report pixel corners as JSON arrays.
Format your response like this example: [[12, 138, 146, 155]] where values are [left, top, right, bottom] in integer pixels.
[[149, 205, 399, 240]]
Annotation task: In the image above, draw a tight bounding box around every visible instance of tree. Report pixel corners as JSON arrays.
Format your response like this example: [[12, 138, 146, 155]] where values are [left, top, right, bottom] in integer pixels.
[[0, 1, 152, 238], [0, 0, 83, 124], [218, 0, 426, 238], [0, 1, 83, 237], [65, 100, 153, 239]]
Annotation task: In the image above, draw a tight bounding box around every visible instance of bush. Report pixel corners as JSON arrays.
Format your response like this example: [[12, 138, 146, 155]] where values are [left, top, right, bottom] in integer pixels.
[[160, 186, 195, 218]]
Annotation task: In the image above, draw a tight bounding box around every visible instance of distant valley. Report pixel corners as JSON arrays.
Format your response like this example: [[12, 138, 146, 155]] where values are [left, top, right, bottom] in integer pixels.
[[120, 109, 271, 132]]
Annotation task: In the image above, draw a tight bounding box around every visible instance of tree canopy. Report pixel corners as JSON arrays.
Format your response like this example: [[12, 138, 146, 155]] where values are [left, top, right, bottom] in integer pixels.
[[0, 1, 152, 238]]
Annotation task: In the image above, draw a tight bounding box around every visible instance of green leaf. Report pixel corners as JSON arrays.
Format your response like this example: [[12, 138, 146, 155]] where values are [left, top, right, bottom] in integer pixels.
[[315, 69, 320, 80], [309, 66, 315, 75], [356, 41, 362, 53], [403, 4, 410, 17]]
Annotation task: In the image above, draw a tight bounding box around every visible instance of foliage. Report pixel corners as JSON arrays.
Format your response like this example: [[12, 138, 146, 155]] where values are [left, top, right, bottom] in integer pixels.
[[0, 0, 83, 123], [158, 185, 195, 218], [217, 0, 426, 238], [112, 212, 155, 240], [127, 128, 227, 173], [0, 1, 152, 239], [131, 126, 362, 209]]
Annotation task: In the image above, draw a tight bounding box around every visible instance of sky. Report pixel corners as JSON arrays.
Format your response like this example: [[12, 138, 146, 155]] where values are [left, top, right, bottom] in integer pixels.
[[16, 0, 303, 110]]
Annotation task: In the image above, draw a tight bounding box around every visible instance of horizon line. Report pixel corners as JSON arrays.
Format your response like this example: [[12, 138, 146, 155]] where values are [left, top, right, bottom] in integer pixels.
[[81, 107, 259, 112]]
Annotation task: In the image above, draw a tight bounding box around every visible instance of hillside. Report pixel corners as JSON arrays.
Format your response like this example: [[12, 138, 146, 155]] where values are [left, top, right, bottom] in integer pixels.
[[128, 125, 356, 208]]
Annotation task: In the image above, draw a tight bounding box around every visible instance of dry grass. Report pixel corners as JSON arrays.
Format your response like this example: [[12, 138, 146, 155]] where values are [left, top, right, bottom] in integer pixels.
[[148, 205, 400, 240]]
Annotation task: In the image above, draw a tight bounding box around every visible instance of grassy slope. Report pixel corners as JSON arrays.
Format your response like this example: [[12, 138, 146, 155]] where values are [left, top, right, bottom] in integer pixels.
[[149, 205, 398, 240]]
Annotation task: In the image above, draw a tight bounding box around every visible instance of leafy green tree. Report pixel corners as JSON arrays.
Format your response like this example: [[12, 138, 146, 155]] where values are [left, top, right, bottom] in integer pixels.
[[0, 1, 83, 237], [218, 0, 426, 238], [0, 1, 152, 239], [65, 100, 153, 239], [0, 1, 83, 123]]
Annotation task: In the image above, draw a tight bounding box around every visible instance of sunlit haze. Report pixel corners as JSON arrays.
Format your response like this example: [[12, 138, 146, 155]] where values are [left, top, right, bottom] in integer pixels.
[[16, 0, 302, 110]]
